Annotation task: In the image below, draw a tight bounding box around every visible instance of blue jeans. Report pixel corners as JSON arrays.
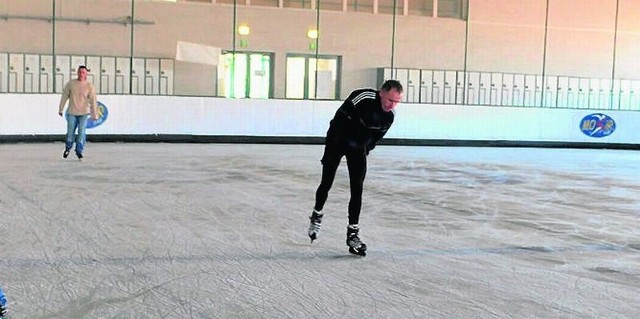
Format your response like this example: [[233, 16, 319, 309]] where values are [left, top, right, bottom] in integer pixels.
[[65, 114, 89, 154]]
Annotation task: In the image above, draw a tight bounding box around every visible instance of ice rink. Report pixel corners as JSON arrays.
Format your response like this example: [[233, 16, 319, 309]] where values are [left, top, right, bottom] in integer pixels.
[[0, 142, 639, 318]]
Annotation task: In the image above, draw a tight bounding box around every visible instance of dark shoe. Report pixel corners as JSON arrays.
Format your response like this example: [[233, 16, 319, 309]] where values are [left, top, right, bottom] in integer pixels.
[[63, 149, 70, 158], [76, 152, 83, 160]]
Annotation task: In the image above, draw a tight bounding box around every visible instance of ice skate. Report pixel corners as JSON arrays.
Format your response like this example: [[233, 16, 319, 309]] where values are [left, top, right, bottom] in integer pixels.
[[308, 210, 323, 243], [63, 148, 70, 158], [76, 151, 83, 161], [346, 226, 367, 256]]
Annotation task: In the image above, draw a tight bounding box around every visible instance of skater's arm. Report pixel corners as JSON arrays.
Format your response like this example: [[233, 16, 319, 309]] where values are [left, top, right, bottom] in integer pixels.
[[326, 107, 351, 146], [366, 129, 387, 154], [88, 85, 98, 120], [365, 112, 394, 154], [58, 82, 71, 116]]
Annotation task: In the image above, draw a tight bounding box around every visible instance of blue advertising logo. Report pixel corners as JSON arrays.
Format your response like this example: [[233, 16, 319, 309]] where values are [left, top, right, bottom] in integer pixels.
[[579, 113, 615, 138], [86, 101, 108, 129]]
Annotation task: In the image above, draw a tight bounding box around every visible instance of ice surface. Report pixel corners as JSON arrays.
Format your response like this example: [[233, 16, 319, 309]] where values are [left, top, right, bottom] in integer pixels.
[[0, 143, 638, 318]]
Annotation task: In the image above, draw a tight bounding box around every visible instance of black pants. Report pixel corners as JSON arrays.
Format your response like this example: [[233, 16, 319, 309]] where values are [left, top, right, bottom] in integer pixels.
[[314, 145, 367, 225]]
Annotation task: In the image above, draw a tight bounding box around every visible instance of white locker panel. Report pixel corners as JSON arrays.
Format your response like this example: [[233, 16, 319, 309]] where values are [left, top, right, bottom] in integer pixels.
[[0, 53, 7, 92], [419, 70, 433, 103], [131, 58, 145, 94], [160, 59, 174, 95], [499, 73, 513, 106], [100, 57, 116, 94], [145, 58, 160, 95], [431, 70, 445, 104], [567, 77, 580, 108], [39, 55, 54, 93], [55, 55, 71, 93], [455, 71, 465, 104], [523, 75, 537, 107], [543, 75, 558, 108], [535, 76, 543, 106], [610, 79, 621, 110], [595, 79, 610, 109], [630, 80, 640, 111], [577, 78, 590, 109], [395, 69, 409, 102], [443, 70, 456, 104], [556, 76, 569, 108], [8, 54, 25, 92], [115, 57, 131, 94], [406, 69, 420, 103], [86, 56, 101, 92], [478, 72, 491, 105], [618, 80, 631, 110], [384, 67, 394, 81], [465, 71, 480, 105], [24, 54, 39, 93], [489, 72, 503, 106], [586, 78, 599, 108], [511, 74, 525, 106]]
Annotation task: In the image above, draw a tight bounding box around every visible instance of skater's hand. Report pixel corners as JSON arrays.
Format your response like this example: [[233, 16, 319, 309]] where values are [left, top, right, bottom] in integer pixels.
[[92, 115, 98, 120]]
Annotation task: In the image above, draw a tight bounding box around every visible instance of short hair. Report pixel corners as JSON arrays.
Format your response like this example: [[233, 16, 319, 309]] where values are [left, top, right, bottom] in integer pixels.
[[78, 65, 90, 72], [381, 79, 403, 93]]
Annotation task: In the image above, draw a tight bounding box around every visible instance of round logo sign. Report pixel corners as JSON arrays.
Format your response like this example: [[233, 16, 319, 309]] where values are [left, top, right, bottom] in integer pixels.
[[86, 101, 108, 129], [579, 113, 615, 138]]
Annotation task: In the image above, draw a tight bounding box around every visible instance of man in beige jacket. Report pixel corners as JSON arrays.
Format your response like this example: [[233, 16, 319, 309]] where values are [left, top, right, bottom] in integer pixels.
[[58, 65, 98, 160]]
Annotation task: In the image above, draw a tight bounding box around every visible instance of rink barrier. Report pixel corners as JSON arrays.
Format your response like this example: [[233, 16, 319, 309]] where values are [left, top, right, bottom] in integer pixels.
[[2, 94, 640, 148], [2, 135, 640, 150]]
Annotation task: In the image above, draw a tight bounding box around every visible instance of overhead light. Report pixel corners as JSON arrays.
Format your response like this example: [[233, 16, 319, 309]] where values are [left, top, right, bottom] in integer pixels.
[[238, 24, 251, 36], [307, 28, 318, 39]]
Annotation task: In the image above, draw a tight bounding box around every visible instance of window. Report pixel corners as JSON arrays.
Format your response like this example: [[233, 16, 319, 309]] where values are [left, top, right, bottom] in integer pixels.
[[218, 52, 273, 98], [321, 0, 343, 11], [438, 0, 466, 20], [286, 54, 341, 99], [251, 0, 280, 7], [409, 0, 434, 17], [283, 0, 312, 9], [347, 0, 374, 13], [378, 0, 404, 15]]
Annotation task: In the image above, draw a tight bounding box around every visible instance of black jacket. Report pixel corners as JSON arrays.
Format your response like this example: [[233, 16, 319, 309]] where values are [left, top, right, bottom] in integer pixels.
[[325, 88, 395, 153]]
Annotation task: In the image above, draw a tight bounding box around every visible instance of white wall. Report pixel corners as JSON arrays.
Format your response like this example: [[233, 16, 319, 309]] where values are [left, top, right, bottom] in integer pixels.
[[5, 0, 640, 99], [2, 94, 638, 145]]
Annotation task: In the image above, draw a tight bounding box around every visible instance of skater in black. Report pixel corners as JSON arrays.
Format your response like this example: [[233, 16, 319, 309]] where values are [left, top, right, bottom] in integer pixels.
[[308, 80, 403, 256]]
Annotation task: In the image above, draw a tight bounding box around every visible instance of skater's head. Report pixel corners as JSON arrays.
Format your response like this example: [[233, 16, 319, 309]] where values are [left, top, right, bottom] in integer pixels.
[[77, 65, 90, 81], [379, 80, 403, 112]]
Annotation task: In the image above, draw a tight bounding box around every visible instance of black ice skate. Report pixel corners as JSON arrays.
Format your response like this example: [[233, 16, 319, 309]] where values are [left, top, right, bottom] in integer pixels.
[[346, 226, 367, 256], [308, 210, 323, 243]]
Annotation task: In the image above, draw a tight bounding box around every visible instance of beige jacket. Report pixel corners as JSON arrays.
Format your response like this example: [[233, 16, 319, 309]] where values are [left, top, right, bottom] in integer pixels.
[[58, 79, 98, 118]]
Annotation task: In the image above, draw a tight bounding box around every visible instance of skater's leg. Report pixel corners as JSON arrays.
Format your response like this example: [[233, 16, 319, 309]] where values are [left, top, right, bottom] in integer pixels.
[[314, 146, 342, 212], [75, 114, 89, 156], [64, 113, 78, 151], [344, 151, 367, 255], [345, 151, 367, 225], [309, 146, 342, 242]]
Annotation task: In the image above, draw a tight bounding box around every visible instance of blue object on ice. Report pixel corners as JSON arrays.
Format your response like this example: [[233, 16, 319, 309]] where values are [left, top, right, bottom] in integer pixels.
[[0, 285, 6, 317]]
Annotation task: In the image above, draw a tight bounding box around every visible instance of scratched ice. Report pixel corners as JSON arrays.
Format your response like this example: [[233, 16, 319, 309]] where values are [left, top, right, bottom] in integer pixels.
[[0, 143, 638, 318]]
